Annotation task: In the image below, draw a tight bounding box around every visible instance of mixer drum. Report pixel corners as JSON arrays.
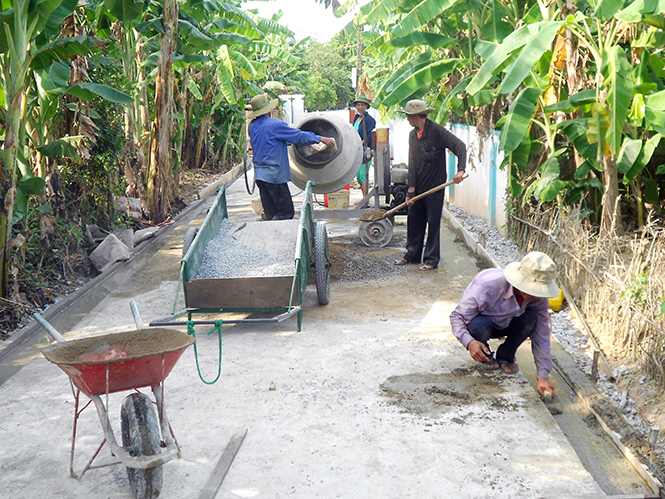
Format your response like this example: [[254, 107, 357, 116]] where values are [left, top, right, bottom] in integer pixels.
[[289, 112, 363, 194]]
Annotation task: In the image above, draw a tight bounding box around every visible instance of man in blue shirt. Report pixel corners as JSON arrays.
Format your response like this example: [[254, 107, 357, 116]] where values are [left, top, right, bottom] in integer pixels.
[[247, 94, 335, 220]]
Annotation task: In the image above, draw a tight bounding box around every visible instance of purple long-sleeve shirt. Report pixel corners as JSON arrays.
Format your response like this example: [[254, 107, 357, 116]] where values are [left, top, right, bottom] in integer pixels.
[[450, 268, 552, 380]]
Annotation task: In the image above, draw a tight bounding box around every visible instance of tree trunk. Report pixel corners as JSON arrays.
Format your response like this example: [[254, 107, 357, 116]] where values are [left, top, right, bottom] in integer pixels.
[[598, 86, 622, 237], [148, 0, 178, 222], [120, 23, 147, 212], [0, 2, 29, 298], [600, 155, 621, 236]]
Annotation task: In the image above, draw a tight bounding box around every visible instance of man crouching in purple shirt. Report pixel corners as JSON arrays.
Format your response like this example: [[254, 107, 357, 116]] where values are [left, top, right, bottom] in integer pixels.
[[450, 252, 559, 398]]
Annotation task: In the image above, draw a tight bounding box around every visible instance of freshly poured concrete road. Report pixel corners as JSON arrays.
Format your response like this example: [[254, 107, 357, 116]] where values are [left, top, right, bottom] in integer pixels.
[[0, 177, 607, 498]]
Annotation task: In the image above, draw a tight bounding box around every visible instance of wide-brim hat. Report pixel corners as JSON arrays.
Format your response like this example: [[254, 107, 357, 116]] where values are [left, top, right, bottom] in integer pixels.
[[397, 99, 434, 115], [353, 95, 371, 107], [248, 94, 279, 118], [504, 251, 559, 298]]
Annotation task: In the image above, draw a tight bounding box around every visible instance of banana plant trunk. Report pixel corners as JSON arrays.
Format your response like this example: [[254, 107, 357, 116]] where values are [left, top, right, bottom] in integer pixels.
[[0, 2, 30, 298], [148, 0, 178, 222], [600, 155, 621, 236]]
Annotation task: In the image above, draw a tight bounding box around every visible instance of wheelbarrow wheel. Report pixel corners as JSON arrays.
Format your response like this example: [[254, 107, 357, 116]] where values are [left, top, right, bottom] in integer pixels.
[[121, 393, 163, 499], [182, 227, 199, 259], [314, 222, 330, 305]]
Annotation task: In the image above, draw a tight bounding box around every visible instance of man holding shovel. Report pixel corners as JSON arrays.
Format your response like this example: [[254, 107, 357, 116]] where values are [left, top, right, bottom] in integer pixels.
[[393, 99, 466, 271], [450, 252, 559, 398]]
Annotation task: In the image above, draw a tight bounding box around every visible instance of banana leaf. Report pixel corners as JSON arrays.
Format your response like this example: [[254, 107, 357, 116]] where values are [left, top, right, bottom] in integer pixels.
[[393, 0, 457, 38], [498, 86, 540, 153], [624, 133, 661, 181], [381, 59, 465, 107], [497, 21, 562, 95], [601, 46, 633, 155]]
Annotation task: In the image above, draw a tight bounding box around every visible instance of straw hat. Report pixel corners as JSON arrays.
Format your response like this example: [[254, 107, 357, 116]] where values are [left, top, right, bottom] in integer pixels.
[[504, 252, 559, 298], [397, 99, 434, 115], [353, 95, 372, 107], [248, 94, 279, 118]]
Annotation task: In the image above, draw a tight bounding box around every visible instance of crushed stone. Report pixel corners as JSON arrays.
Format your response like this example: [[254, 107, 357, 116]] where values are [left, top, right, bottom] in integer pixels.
[[196, 219, 297, 279]]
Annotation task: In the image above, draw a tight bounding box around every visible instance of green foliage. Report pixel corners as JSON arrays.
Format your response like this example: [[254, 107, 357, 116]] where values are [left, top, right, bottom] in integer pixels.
[[60, 93, 126, 229], [354, 0, 665, 230], [18, 212, 87, 294], [298, 38, 354, 110], [303, 73, 338, 111], [621, 274, 649, 304]]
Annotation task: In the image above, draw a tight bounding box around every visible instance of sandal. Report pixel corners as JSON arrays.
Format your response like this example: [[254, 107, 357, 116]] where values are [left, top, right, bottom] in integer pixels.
[[419, 263, 435, 271], [498, 361, 519, 375], [394, 258, 410, 266], [480, 359, 499, 370]]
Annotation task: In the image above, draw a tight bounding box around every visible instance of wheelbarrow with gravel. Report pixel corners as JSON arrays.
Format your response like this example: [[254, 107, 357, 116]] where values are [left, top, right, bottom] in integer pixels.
[[33, 308, 194, 499], [149, 181, 329, 379]]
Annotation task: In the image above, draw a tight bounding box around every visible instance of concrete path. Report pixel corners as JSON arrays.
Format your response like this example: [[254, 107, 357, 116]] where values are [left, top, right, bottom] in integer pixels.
[[0, 177, 607, 499]]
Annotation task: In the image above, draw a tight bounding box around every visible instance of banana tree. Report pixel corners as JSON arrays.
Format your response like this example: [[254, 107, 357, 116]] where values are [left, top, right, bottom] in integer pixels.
[[98, 0, 149, 206], [0, 0, 79, 297], [176, 0, 301, 168], [147, 0, 177, 221], [349, 0, 520, 122]]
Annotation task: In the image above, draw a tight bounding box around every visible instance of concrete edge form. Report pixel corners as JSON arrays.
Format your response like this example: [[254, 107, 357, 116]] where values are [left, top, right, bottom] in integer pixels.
[[199, 163, 245, 199], [0, 196, 207, 365], [441, 206, 664, 495], [198, 427, 247, 499], [0, 163, 249, 367]]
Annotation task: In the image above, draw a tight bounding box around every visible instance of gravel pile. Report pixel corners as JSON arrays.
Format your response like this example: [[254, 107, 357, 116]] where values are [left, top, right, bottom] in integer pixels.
[[447, 204, 522, 267], [447, 204, 664, 457], [196, 219, 296, 279], [329, 235, 409, 283]]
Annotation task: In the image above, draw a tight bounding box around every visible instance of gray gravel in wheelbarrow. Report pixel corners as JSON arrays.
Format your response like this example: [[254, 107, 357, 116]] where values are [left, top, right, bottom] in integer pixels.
[[196, 218, 299, 279]]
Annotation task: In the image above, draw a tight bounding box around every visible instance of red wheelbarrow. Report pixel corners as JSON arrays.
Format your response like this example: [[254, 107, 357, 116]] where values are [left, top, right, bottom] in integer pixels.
[[34, 305, 194, 499]]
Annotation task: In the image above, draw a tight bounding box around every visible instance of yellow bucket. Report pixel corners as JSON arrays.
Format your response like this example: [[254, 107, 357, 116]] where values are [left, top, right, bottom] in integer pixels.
[[549, 288, 564, 312]]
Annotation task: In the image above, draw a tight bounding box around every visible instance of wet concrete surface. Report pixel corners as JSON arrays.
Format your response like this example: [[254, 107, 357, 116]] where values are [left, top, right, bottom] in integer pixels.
[[0, 175, 647, 498]]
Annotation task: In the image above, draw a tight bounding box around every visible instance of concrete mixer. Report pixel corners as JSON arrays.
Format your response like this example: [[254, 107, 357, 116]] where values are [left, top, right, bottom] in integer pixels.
[[287, 112, 397, 247]]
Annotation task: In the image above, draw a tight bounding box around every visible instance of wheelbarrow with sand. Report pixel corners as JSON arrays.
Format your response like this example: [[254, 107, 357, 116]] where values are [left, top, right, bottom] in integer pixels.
[[150, 180, 330, 369], [33, 306, 194, 499]]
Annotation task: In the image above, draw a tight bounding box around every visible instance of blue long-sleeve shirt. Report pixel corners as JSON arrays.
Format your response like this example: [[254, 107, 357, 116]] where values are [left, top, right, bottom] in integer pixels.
[[352, 112, 376, 149], [248, 115, 320, 184]]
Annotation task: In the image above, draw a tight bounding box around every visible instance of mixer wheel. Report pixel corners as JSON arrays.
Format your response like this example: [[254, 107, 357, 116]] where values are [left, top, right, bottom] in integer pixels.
[[359, 219, 393, 247]]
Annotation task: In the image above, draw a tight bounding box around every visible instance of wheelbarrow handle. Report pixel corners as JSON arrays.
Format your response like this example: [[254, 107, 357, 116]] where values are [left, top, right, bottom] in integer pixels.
[[33, 313, 67, 343], [130, 300, 144, 330]]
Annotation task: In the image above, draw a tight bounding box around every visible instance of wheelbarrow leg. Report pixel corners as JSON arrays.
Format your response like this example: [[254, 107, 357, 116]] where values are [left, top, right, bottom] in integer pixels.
[[152, 383, 181, 458], [69, 388, 106, 479]]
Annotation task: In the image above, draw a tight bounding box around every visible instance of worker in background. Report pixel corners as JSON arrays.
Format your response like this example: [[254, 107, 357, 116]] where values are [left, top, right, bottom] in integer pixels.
[[450, 251, 559, 398], [247, 94, 335, 220], [352, 95, 376, 203], [393, 99, 466, 271]]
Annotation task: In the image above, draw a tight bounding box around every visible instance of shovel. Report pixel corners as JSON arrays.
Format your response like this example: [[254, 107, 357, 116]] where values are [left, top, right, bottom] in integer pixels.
[[359, 173, 468, 222]]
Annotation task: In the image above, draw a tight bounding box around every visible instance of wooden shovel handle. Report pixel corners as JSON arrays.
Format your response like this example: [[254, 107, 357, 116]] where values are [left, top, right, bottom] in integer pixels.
[[383, 173, 468, 218]]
